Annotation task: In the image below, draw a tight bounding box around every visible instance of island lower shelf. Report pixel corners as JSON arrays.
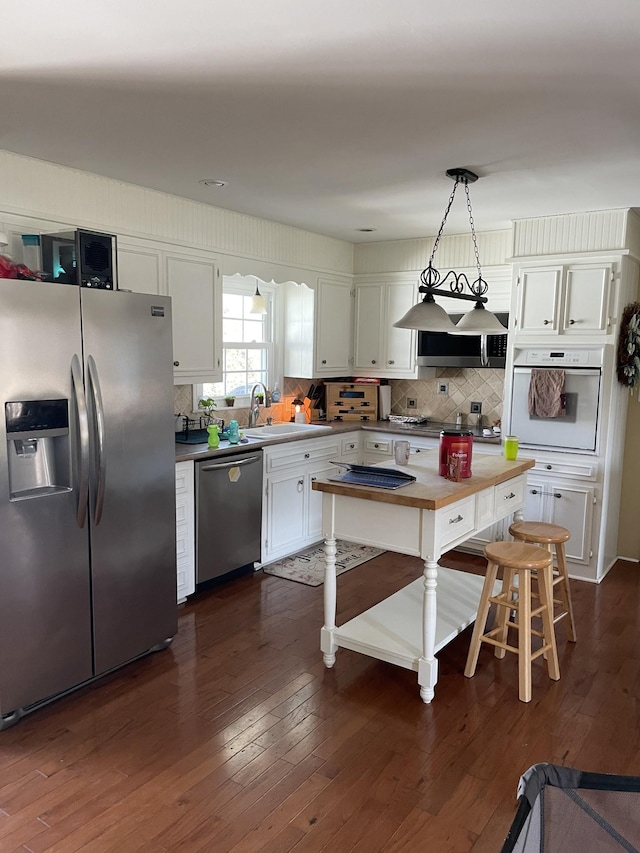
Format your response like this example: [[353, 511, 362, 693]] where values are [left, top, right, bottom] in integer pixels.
[[330, 567, 500, 671]]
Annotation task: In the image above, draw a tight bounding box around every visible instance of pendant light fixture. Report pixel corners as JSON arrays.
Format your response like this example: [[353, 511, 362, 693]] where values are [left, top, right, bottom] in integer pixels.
[[394, 168, 507, 336], [249, 278, 267, 314]]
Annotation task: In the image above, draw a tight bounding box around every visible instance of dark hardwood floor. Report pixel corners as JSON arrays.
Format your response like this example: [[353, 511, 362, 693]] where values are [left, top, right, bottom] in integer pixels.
[[1, 550, 639, 852]]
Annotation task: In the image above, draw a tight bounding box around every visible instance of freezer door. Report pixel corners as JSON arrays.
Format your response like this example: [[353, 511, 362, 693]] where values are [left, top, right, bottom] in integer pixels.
[[0, 279, 93, 715], [81, 290, 177, 675]]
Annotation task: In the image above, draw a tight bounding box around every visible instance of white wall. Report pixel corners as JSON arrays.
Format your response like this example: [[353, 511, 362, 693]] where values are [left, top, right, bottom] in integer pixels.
[[0, 149, 353, 277]]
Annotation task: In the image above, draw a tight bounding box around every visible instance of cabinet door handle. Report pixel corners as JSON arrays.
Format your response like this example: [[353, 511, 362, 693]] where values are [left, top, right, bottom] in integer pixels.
[[543, 320, 551, 325], [297, 479, 304, 492], [569, 319, 576, 325], [304, 452, 310, 459], [322, 359, 327, 364], [504, 492, 516, 500], [371, 359, 376, 364], [530, 489, 539, 495], [554, 492, 562, 499], [374, 443, 379, 448], [546, 464, 553, 470], [449, 514, 463, 524], [388, 359, 395, 365], [173, 360, 180, 367]]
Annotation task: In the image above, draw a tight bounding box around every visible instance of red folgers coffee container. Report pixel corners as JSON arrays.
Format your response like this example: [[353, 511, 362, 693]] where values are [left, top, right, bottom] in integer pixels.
[[439, 430, 473, 479]]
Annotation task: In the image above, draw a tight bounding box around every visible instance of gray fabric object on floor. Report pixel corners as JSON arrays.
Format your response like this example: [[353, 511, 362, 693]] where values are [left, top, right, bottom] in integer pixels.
[[502, 763, 640, 852]]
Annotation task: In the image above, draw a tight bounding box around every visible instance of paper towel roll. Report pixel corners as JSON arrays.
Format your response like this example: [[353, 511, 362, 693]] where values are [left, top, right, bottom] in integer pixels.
[[379, 385, 391, 420]]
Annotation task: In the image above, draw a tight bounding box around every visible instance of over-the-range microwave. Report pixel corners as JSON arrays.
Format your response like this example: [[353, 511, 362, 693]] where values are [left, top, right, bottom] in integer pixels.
[[417, 312, 509, 369]]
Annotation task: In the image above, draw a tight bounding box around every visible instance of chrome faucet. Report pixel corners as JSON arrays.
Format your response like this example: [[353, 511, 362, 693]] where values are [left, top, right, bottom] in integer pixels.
[[248, 383, 271, 428]]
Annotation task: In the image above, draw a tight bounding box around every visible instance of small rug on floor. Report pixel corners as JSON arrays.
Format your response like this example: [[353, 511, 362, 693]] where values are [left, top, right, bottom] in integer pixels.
[[263, 540, 385, 586]]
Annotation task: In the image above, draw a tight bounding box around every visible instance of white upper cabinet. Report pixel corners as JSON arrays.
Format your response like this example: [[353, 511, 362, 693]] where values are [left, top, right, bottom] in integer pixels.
[[284, 277, 352, 379], [516, 266, 563, 333], [516, 262, 612, 337], [353, 279, 417, 377], [315, 278, 353, 374], [118, 239, 222, 383], [166, 250, 222, 385], [117, 238, 162, 295], [562, 265, 612, 334], [354, 282, 384, 370]]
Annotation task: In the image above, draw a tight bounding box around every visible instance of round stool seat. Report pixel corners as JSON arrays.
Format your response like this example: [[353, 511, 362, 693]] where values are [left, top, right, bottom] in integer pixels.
[[484, 541, 552, 572], [509, 521, 571, 545]]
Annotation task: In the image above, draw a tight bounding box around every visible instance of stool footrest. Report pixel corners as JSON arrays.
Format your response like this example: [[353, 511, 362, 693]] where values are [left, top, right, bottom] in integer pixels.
[[479, 629, 518, 656]]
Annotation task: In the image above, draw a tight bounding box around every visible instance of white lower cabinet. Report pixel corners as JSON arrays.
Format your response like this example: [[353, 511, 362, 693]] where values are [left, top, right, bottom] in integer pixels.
[[175, 460, 195, 603], [522, 477, 594, 565], [262, 433, 359, 564]]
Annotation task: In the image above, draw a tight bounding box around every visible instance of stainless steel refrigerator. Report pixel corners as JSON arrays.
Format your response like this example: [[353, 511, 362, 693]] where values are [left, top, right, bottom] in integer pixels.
[[0, 278, 177, 728]]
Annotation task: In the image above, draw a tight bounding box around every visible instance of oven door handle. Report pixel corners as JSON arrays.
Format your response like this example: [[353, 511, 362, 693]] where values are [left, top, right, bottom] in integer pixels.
[[513, 367, 601, 377]]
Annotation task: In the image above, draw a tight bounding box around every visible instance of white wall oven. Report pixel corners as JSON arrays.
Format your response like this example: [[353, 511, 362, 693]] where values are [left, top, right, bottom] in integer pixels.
[[509, 348, 603, 452]]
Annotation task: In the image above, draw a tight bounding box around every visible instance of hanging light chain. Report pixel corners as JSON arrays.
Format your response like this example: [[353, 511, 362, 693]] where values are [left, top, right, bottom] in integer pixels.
[[428, 178, 460, 265], [465, 180, 486, 296]]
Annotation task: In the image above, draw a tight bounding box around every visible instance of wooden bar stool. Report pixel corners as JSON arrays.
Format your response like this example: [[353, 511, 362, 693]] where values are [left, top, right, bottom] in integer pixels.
[[509, 521, 576, 642], [464, 541, 560, 703]]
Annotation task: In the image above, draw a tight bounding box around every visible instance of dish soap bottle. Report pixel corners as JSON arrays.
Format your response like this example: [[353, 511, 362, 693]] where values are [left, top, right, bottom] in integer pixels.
[[271, 383, 281, 403], [227, 419, 240, 444]]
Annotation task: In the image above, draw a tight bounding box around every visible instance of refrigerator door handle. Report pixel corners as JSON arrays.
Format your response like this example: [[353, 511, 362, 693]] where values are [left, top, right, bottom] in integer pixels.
[[87, 355, 107, 527], [71, 354, 90, 528]]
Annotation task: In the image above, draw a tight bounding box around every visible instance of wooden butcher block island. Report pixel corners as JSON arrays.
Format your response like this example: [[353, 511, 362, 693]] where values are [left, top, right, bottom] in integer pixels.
[[312, 450, 534, 703]]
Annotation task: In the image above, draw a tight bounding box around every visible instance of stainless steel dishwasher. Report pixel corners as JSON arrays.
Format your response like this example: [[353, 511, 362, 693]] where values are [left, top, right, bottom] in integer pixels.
[[195, 449, 263, 584]]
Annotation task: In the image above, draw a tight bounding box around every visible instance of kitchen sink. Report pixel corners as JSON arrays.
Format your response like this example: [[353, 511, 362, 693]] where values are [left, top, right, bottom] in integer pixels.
[[242, 423, 331, 439]]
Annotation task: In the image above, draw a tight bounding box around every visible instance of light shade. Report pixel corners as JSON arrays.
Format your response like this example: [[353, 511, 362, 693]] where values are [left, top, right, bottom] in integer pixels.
[[249, 280, 267, 314], [450, 302, 508, 336], [393, 293, 457, 332]]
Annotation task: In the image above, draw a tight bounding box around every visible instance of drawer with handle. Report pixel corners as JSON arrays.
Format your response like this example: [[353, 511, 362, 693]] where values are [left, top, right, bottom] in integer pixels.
[[437, 495, 476, 548], [493, 475, 525, 521], [363, 437, 392, 455]]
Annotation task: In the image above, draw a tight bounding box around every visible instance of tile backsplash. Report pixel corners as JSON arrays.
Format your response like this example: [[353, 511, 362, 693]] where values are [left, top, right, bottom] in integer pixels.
[[174, 369, 505, 430], [389, 368, 505, 427]]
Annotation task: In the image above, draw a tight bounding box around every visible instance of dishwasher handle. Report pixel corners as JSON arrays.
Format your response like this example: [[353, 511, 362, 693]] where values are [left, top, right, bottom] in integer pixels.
[[200, 455, 262, 472]]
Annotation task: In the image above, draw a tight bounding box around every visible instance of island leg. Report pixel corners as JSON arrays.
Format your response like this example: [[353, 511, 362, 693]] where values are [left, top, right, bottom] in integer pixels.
[[320, 536, 338, 668], [418, 557, 439, 703]]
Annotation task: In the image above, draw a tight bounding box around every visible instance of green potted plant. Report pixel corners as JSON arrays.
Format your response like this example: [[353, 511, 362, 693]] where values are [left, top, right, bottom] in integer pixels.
[[255, 392, 264, 405], [224, 395, 236, 407], [198, 396, 217, 424]]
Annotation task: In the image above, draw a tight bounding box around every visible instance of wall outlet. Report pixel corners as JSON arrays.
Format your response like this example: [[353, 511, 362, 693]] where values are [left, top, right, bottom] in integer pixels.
[[406, 397, 417, 409], [437, 382, 449, 395], [470, 401, 482, 414]]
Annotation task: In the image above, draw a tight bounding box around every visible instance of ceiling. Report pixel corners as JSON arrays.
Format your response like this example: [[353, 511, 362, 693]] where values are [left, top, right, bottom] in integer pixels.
[[2, 0, 640, 243]]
